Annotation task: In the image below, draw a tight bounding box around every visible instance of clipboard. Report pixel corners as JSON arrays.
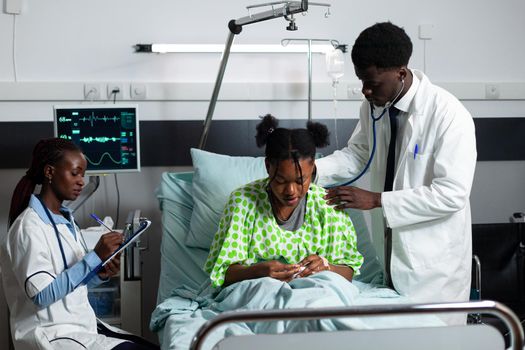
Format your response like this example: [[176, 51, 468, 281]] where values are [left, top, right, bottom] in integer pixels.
[[101, 219, 151, 266], [80, 219, 151, 285]]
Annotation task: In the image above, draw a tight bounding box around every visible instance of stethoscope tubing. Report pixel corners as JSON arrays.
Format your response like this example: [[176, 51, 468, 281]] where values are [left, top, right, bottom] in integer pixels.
[[327, 79, 404, 189], [326, 105, 388, 188], [37, 196, 88, 271], [38, 196, 69, 270]]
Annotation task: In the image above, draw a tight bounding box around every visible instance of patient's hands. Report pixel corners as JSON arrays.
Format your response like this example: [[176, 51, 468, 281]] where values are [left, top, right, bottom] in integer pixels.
[[255, 260, 302, 282], [224, 261, 301, 286], [295, 254, 330, 278], [224, 257, 353, 286], [295, 254, 355, 282]]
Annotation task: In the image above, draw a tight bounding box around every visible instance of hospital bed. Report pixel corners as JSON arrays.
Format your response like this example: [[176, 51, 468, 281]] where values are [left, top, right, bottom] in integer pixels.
[[191, 301, 523, 350], [153, 148, 524, 350]]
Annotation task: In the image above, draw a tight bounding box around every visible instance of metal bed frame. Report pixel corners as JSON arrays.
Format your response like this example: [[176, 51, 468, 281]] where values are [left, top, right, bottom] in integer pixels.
[[189, 300, 524, 350]]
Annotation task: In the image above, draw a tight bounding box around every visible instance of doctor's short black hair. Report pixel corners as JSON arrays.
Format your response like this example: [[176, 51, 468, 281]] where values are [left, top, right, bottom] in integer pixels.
[[351, 22, 413, 70]]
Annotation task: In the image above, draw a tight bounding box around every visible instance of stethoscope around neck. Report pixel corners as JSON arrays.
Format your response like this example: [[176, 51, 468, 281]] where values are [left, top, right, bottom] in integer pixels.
[[327, 79, 405, 188], [37, 196, 88, 271]]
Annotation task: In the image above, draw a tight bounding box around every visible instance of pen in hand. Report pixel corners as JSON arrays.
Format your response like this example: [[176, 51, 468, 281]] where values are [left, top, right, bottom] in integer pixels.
[[90, 213, 113, 232]]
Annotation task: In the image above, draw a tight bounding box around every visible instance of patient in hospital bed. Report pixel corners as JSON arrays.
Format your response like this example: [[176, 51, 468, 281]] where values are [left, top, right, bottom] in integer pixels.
[[150, 117, 444, 349], [205, 114, 363, 288]]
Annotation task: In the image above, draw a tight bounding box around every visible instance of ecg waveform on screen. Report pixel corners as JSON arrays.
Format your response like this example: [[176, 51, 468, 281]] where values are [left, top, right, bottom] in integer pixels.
[[85, 152, 122, 166], [56, 107, 138, 172], [80, 136, 120, 143], [79, 113, 120, 127]]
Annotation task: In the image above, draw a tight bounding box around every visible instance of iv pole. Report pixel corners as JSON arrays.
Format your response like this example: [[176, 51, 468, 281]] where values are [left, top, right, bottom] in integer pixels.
[[281, 38, 342, 121], [199, 0, 314, 150]]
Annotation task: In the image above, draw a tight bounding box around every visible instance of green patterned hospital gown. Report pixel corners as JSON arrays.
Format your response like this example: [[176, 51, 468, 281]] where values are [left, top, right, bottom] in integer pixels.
[[205, 178, 364, 288]]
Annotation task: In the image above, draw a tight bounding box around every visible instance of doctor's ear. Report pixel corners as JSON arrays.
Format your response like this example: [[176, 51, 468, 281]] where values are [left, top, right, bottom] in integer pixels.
[[43, 164, 55, 182], [398, 67, 408, 82]]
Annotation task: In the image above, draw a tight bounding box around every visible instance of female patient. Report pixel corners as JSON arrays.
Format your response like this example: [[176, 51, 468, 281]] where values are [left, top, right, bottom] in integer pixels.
[[205, 115, 363, 288]]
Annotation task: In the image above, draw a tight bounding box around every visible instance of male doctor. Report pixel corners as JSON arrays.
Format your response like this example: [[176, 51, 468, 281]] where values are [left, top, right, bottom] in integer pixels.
[[317, 22, 477, 324]]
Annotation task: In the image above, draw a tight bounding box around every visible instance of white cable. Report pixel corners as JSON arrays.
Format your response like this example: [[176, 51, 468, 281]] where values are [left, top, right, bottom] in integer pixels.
[[86, 88, 96, 102], [12, 14, 18, 82], [423, 40, 427, 74], [332, 80, 340, 149]]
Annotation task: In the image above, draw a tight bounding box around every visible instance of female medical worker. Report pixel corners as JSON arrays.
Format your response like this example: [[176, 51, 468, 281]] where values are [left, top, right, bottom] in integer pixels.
[[1, 138, 157, 349], [317, 23, 477, 325]]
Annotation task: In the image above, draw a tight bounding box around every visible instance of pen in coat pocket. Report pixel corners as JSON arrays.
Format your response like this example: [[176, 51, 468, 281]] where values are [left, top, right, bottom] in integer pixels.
[[414, 144, 418, 159]]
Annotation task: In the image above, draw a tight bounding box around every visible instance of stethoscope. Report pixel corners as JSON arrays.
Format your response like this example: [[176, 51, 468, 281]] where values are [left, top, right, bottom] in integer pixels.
[[329, 79, 405, 188], [37, 196, 89, 271]]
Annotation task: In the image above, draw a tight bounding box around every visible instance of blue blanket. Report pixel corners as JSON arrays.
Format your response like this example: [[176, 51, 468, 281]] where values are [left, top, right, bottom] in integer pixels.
[[151, 272, 443, 349]]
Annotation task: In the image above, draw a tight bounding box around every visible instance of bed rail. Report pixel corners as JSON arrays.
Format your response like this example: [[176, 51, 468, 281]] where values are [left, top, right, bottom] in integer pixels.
[[189, 300, 524, 350]]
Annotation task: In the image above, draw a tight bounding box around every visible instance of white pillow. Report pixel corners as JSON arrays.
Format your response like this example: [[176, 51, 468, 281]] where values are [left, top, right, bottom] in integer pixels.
[[185, 148, 267, 249]]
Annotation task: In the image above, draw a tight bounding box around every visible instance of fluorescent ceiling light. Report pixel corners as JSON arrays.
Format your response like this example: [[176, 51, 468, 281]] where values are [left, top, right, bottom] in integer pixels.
[[147, 44, 335, 54]]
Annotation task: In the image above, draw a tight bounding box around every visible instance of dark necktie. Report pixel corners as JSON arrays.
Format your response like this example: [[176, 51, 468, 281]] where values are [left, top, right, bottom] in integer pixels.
[[384, 107, 400, 192], [383, 106, 400, 289]]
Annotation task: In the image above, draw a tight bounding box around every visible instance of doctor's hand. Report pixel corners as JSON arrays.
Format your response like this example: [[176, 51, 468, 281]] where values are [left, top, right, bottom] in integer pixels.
[[325, 186, 382, 210], [98, 253, 121, 279], [94, 231, 124, 261]]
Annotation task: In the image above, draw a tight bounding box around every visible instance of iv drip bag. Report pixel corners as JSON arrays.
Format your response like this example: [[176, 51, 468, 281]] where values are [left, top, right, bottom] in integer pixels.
[[325, 47, 345, 81]]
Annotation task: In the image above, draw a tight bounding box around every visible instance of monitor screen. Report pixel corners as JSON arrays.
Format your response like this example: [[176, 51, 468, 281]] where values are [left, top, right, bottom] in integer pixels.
[[54, 104, 141, 174]]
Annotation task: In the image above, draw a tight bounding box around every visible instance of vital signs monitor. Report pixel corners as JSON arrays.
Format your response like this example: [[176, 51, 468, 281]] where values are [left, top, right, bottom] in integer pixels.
[[54, 105, 141, 174]]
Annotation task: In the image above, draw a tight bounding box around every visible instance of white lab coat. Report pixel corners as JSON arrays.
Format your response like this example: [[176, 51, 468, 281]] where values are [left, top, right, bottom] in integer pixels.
[[0, 207, 125, 349], [317, 70, 477, 322]]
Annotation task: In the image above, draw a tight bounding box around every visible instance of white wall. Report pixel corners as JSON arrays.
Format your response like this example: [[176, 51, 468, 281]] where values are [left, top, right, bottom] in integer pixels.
[[1, 0, 525, 346], [1, 0, 525, 83]]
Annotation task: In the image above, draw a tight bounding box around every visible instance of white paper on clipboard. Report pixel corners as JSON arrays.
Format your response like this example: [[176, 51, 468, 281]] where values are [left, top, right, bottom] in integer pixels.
[[101, 219, 151, 266]]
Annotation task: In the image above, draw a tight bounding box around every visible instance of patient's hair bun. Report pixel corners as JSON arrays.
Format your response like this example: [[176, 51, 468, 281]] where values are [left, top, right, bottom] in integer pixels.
[[306, 121, 330, 148], [255, 114, 279, 147]]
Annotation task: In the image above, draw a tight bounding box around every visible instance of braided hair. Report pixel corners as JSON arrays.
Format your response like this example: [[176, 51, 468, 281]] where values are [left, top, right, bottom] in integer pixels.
[[255, 114, 329, 186], [8, 138, 82, 227]]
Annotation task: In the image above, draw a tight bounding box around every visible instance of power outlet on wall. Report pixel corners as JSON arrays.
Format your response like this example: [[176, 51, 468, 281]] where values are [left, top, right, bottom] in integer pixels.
[[485, 83, 500, 99], [347, 85, 362, 98], [130, 84, 147, 100], [107, 83, 124, 100], [5, 0, 23, 14], [84, 83, 102, 100], [418, 24, 434, 40]]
